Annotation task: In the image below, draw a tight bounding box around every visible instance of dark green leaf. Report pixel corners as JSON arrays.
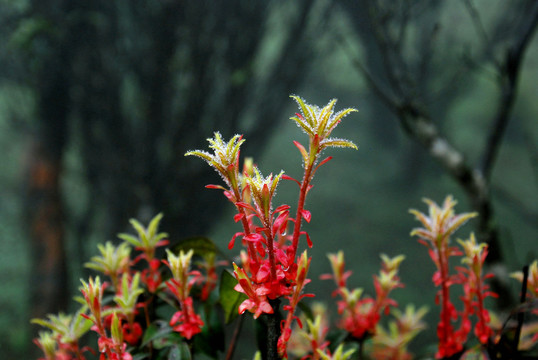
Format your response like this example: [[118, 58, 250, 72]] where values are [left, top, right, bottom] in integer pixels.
[[194, 303, 225, 358], [460, 347, 489, 360], [172, 237, 219, 259], [255, 313, 268, 357], [297, 300, 314, 321], [168, 342, 192, 360], [326, 328, 349, 352], [219, 269, 247, 324], [153, 332, 184, 350], [131, 354, 150, 360], [168, 347, 180, 360], [141, 322, 173, 348]]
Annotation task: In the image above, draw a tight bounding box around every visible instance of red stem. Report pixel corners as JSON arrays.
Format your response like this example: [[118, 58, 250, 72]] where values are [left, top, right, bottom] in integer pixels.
[[281, 277, 304, 337], [476, 281, 486, 331], [437, 242, 453, 352], [473, 268, 488, 342], [179, 299, 190, 323], [225, 314, 244, 360], [143, 298, 151, 328], [264, 226, 278, 286], [74, 344, 84, 360], [346, 299, 362, 334], [290, 164, 313, 262], [231, 185, 259, 267]]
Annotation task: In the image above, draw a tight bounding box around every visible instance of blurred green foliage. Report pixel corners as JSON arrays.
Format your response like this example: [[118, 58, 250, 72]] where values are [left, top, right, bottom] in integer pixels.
[[0, 0, 537, 358]]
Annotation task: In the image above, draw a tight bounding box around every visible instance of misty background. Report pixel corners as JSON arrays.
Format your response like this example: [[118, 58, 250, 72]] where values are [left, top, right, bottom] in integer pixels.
[[1, 0, 537, 358]]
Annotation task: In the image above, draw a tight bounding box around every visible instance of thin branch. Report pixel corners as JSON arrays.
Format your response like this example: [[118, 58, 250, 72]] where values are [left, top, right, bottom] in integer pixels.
[[336, 34, 399, 111], [525, 132, 538, 189], [225, 315, 245, 360], [367, 0, 408, 99], [395, 0, 411, 55], [340, 0, 519, 307], [514, 265, 529, 352], [397, 105, 482, 200], [462, 0, 499, 68], [341, 1, 483, 197], [480, 2, 538, 178]]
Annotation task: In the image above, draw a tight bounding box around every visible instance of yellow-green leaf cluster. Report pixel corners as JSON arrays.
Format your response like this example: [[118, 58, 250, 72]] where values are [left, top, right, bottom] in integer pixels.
[[117, 213, 168, 259], [290, 95, 358, 151], [185, 132, 245, 188], [31, 309, 92, 345], [245, 167, 284, 220], [409, 195, 477, 248], [114, 273, 144, 317], [84, 241, 131, 288]]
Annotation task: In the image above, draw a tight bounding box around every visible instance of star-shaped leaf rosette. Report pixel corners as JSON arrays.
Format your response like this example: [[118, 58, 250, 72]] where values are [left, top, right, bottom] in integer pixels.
[[185, 95, 357, 358]]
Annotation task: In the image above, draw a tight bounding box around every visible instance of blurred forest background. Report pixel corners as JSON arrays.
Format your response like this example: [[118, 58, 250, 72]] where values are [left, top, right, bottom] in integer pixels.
[[1, 0, 537, 358]]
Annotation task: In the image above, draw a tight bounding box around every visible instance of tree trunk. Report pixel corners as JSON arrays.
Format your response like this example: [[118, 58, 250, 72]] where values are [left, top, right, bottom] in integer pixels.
[[26, 0, 72, 322], [26, 139, 69, 322]]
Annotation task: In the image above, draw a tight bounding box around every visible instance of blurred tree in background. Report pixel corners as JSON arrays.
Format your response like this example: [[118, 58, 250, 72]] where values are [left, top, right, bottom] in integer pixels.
[[336, 0, 538, 307], [2, 0, 327, 356], [0, 0, 536, 358]]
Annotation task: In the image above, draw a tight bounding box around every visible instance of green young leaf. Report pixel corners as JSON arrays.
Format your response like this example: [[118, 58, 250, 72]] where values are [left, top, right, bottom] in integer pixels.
[[219, 270, 247, 324], [117, 213, 168, 253], [130, 218, 149, 246], [147, 213, 164, 242], [320, 138, 358, 150], [116, 233, 141, 247]]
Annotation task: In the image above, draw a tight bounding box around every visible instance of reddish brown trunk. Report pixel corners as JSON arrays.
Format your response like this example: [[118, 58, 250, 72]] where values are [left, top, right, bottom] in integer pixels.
[[26, 140, 69, 321]]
